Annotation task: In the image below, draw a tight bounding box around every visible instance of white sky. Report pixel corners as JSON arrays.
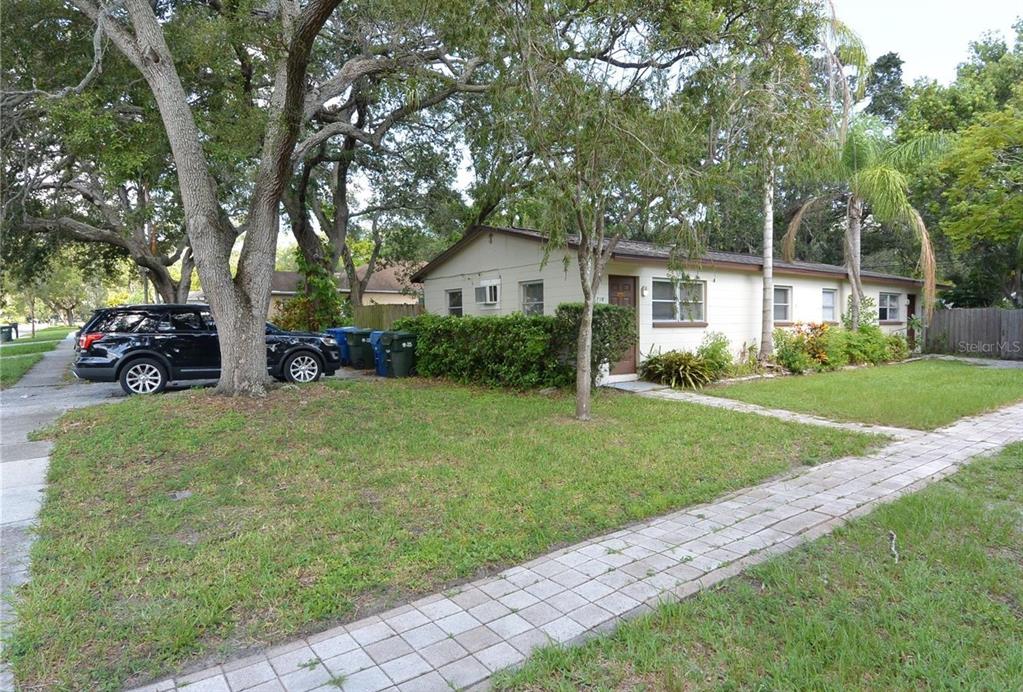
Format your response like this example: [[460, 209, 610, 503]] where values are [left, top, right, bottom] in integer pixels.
[[833, 0, 1021, 84]]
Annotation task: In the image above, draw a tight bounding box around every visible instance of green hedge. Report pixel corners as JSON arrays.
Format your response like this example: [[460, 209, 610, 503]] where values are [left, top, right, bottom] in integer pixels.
[[394, 303, 635, 388], [774, 323, 909, 374]]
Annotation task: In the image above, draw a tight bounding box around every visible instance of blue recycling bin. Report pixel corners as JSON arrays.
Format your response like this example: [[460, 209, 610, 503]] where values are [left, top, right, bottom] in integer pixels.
[[369, 330, 387, 376], [325, 326, 358, 366]]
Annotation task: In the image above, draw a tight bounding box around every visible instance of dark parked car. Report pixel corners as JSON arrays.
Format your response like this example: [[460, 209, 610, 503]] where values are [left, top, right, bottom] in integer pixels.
[[73, 304, 341, 394]]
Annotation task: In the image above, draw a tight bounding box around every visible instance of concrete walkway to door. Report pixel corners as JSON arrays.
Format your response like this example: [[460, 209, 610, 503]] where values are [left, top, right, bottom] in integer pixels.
[[127, 399, 1023, 692]]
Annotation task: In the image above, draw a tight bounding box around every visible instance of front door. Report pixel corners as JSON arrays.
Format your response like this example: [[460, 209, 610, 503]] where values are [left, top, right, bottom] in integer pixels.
[[608, 275, 638, 375]]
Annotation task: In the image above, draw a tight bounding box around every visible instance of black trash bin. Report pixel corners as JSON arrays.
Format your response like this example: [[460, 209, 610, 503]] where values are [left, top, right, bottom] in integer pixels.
[[346, 328, 375, 369], [382, 331, 417, 378], [0, 325, 13, 343]]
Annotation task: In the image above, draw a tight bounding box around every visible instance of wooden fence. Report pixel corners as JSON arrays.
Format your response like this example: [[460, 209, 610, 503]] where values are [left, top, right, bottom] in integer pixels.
[[352, 303, 423, 330], [924, 308, 1023, 360]]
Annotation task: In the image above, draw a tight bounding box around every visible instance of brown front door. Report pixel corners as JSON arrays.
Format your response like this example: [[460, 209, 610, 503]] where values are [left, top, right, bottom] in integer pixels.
[[608, 275, 638, 375]]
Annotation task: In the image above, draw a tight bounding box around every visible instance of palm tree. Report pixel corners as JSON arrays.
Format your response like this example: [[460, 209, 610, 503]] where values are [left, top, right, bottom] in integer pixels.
[[782, 118, 945, 327]]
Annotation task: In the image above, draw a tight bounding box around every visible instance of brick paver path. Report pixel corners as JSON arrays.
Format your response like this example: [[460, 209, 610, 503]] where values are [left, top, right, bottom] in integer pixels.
[[130, 401, 1023, 692]]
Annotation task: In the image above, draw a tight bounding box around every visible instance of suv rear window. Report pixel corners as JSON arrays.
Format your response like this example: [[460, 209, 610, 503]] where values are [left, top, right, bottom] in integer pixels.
[[92, 312, 152, 333]]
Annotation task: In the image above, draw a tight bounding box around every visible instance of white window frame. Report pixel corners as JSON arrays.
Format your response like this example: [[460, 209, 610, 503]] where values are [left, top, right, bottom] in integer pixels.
[[774, 285, 792, 322], [821, 288, 837, 322], [651, 278, 706, 324], [520, 281, 544, 316], [879, 292, 901, 322], [474, 279, 500, 307], [446, 289, 463, 317]]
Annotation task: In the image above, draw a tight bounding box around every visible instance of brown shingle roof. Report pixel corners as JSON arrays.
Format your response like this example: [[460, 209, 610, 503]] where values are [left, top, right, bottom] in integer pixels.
[[411, 225, 928, 287]]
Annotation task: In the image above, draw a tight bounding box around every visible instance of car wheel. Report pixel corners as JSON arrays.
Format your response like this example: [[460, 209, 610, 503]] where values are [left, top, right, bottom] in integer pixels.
[[284, 352, 321, 384], [119, 358, 168, 395]]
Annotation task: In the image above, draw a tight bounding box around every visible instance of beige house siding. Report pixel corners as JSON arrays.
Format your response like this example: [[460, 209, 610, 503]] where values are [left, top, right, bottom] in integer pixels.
[[421, 230, 918, 373], [269, 291, 418, 320]]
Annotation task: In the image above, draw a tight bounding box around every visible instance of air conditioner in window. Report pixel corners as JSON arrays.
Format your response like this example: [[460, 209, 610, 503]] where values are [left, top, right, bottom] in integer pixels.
[[475, 283, 500, 305]]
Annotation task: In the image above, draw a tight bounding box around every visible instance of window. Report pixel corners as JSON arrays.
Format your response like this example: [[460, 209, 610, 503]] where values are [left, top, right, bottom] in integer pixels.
[[168, 310, 204, 332], [651, 279, 705, 323], [446, 290, 463, 317], [200, 310, 217, 331], [94, 312, 148, 333], [521, 281, 544, 315], [773, 286, 792, 322], [822, 289, 837, 322], [474, 279, 500, 306], [879, 292, 901, 321]]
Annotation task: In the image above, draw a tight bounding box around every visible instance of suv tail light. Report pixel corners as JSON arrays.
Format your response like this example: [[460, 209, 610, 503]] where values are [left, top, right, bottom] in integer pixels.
[[78, 332, 105, 350]]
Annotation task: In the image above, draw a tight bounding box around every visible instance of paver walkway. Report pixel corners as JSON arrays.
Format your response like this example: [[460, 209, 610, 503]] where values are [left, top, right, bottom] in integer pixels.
[[641, 387, 923, 440], [1, 339, 123, 691], [129, 400, 1023, 692]]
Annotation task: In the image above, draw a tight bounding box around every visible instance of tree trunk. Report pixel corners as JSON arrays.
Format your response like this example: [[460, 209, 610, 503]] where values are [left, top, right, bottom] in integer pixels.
[[575, 291, 595, 421], [846, 195, 865, 329], [759, 154, 775, 361], [176, 248, 195, 303], [146, 265, 178, 304]]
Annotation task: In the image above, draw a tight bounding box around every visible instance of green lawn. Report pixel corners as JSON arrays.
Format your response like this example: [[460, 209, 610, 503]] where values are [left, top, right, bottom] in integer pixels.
[[497, 443, 1023, 691], [708, 360, 1023, 430], [2, 325, 74, 344], [6, 380, 880, 690], [0, 340, 63, 357], [0, 353, 44, 388], [0, 327, 73, 388]]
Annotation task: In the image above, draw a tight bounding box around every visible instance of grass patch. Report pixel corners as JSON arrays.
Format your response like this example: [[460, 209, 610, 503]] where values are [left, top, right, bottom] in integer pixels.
[[6, 379, 880, 690], [496, 443, 1023, 691], [0, 327, 73, 388], [709, 360, 1023, 430], [0, 353, 44, 389], [5, 326, 74, 344], [0, 341, 62, 357]]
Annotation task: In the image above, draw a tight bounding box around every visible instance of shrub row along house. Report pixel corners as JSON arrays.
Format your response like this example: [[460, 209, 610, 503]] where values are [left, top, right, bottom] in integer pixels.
[[412, 225, 927, 381]]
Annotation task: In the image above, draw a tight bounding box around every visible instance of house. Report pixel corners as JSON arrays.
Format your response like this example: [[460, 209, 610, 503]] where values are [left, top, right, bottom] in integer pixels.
[[269, 264, 421, 317], [411, 225, 926, 381]]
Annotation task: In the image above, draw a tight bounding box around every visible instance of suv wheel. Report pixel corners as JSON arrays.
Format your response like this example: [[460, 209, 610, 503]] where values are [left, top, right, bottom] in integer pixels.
[[284, 352, 321, 383], [120, 358, 168, 395]]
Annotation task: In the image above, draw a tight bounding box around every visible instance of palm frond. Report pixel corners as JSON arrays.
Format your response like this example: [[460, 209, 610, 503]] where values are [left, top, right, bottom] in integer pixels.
[[851, 165, 911, 223], [841, 123, 880, 175], [782, 196, 822, 262], [908, 208, 937, 319], [830, 19, 869, 99], [881, 133, 954, 171]]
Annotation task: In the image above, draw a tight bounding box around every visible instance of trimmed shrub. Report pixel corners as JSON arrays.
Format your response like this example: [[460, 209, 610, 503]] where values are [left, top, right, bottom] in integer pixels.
[[551, 303, 637, 382], [394, 303, 635, 389], [393, 313, 564, 388], [697, 332, 733, 380], [846, 324, 888, 365], [639, 350, 713, 388], [886, 333, 910, 361]]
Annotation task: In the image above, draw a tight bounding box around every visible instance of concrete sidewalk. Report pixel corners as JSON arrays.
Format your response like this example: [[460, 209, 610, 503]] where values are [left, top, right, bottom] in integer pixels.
[[129, 400, 1023, 692], [1, 339, 122, 690]]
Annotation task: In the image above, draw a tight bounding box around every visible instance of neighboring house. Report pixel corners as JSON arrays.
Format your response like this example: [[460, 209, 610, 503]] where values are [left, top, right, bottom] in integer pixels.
[[412, 225, 926, 381], [269, 264, 421, 317]]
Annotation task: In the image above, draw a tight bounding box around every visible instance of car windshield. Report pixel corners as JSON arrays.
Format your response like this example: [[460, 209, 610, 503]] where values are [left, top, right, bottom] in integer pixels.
[[265, 323, 282, 334]]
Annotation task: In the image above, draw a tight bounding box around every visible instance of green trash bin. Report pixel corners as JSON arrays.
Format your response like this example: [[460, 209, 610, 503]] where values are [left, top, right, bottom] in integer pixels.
[[382, 331, 417, 378], [0, 325, 13, 343], [346, 328, 375, 369]]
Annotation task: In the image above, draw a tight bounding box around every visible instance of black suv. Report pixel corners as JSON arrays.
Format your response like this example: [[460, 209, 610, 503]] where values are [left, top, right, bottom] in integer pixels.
[[74, 304, 341, 394]]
